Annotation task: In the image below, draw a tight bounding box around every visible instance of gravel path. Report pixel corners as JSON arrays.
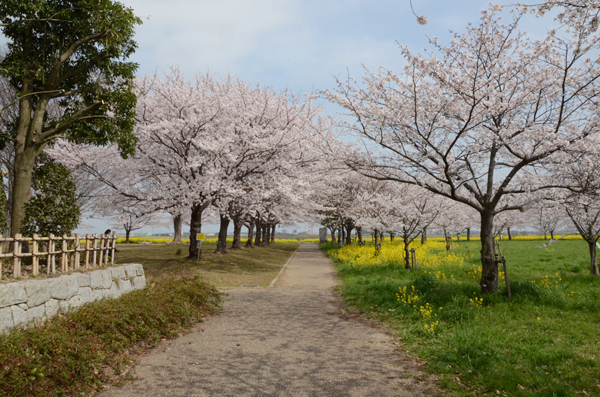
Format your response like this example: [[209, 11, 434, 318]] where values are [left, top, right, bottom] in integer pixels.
[[99, 243, 442, 397]]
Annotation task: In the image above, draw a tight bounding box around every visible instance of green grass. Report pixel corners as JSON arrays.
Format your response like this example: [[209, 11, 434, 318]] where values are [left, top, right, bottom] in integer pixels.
[[115, 241, 299, 287], [323, 239, 600, 397], [0, 276, 222, 396]]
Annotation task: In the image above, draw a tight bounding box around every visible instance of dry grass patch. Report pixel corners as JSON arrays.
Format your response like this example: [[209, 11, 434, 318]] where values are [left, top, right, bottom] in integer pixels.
[[115, 242, 299, 287]]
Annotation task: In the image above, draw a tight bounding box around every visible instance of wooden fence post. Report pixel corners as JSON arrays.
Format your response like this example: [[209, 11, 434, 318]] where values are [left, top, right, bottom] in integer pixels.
[[98, 234, 104, 267], [61, 234, 68, 272], [49, 234, 56, 274], [13, 234, 21, 278], [111, 231, 116, 265], [32, 234, 39, 276], [104, 234, 109, 266], [92, 234, 98, 267], [75, 234, 81, 269], [85, 234, 90, 269]]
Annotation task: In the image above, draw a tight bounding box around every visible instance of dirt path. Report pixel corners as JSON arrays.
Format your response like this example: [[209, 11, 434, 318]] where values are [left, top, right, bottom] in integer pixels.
[[99, 243, 441, 397]]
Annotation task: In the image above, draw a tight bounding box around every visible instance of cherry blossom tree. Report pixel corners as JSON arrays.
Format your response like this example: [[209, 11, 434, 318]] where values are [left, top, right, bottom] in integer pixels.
[[324, 5, 600, 293]]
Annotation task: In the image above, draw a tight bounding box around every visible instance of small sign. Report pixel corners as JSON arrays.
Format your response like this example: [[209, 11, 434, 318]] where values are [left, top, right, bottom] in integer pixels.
[[197, 233, 207, 241]]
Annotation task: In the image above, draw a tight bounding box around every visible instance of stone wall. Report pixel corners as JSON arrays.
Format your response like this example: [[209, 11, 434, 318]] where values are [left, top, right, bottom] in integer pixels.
[[0, 264, 146, 333]]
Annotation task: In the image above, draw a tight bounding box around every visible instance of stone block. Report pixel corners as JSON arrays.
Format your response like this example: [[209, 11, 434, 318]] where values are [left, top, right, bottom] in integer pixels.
[[109, 281, 122, 298], [123, 264, 138, 279], [27, 304, 46, 322], [90, 269, 112, 289], [59, 295, 80, 311], [0, 307, 14, 333], [24, 280, 50, 308], [18, 303, 28, 310], [11, 305, 27, 327], [77, 272, 91, 287], [135, 265, 144, 276], [132, 276, 146, 290], [48, 274, 78, 300], [120, 278, 133, 294], [45, 299, 60, 318], [110, 266, 126, 281], [78, 287, 92, 305], [0, 282, 27, 308], [90, 289, 105, 301]]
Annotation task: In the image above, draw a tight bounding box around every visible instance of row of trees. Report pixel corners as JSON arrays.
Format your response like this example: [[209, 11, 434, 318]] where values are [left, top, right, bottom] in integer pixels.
[[49, 68, 332, 258], [319, 2, 600, 293]]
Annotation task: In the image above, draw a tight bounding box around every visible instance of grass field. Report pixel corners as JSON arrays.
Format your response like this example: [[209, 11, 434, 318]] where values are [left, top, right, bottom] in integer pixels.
[[115, 241, 299, 287], [323, 239, 600, 397]]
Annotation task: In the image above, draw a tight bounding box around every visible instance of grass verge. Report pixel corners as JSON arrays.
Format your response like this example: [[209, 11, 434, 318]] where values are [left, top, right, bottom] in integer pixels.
[[0, 276, 222, 397], [115, 241, 299, 286], [323, 239, 600, 397]]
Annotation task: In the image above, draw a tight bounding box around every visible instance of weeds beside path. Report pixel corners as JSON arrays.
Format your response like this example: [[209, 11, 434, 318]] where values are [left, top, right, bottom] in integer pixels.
[[324, 240, 600, 397]]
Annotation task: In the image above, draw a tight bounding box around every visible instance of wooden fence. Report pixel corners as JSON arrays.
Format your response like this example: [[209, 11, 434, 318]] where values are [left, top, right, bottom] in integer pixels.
[[0, 232, 117, 279]]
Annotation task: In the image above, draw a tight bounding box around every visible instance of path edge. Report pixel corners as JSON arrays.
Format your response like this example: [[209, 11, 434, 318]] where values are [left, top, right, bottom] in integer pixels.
[[269, 244, 301, 287]]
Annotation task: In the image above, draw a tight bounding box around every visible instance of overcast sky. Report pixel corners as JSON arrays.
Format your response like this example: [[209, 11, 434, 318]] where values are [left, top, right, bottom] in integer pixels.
[[79, 0, 553, 235]]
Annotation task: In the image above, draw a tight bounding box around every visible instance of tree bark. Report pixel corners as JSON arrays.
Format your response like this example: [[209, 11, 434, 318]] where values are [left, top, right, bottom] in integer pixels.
[[125, 229, 131, 243], [231, 216, 243, 250], [11, 146, 38, 236], [480, 210, 499, 294], [466, 227, 471, 241], [337, 226, 341, 244], [421, 227, 428, 244], [261, 226, 267, 245], [271, 224, 276, 243], [357, 227, 363, 246], [245, 217, 255, 248], [188, 203, 203, 259], [588, 239, 600, 275], [330, 228, 336, 243], [507, 227, 512, 240], [345, 224, 352, 246], [215, 214, 230, 254], [404, 235, 411, 269], [171, 214, 184, 244], [374, 229, 380, 253], [265, 224, 271, 244], [254, 217, 262, 246], [550, 230, 555, 240]]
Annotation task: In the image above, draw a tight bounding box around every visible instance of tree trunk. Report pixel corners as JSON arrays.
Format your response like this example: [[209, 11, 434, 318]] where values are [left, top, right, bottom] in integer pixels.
[[444, 228, 450, 251], [215, 214, 230, 254], [480, 210, 499, 294], [507, 227, 512, 240], [329, 228, 335, 243], [125, 229, 131, 243], [246, 217, 255, 248], [11, 146, 38, 236], [544, 233, 548, 240], [265, 224, 271, 244], [345, 224, 352, 246], [467, 227, 471, 241], [390, 232, 395, 242], [254, 217, 262, 246], [261, 226, 267, 245], [374, 229, 380, 253], [271, 224, 276, 243], [231, 216, 243, 250], [588, 239, 600, 275], [550, 230, 555, 240], [337, 227, 341, 244], [188, 203, 203, 259], [357, 227, 363, 245], [421, 227, 428, 244], [172, 214, 184, 244], [404, 235, 411, 269]]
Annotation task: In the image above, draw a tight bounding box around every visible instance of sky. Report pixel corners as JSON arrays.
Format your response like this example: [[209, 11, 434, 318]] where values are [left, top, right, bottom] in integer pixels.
[[78, 0, 554, 235]]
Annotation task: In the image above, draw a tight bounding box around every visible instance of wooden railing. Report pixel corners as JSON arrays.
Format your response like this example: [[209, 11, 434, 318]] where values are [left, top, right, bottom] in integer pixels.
[[0, 231, 117, 279]]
